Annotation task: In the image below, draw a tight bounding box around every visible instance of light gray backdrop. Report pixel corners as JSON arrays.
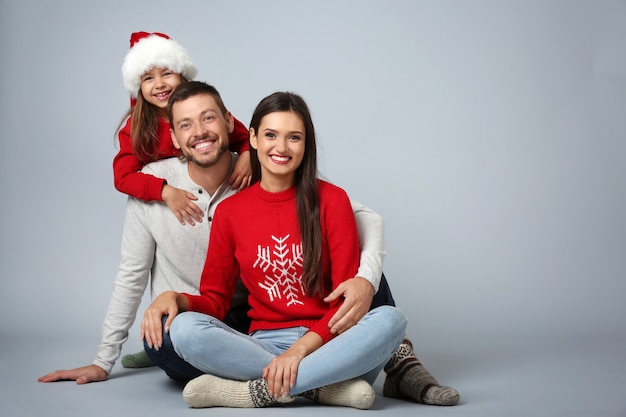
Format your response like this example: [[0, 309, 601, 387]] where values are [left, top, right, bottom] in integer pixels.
[[0, 1, 624, 415]]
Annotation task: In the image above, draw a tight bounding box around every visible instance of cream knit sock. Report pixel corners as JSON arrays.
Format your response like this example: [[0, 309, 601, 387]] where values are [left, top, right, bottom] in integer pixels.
[[383, 338, 460, 406], [121, 350, 154, 368], [182, 374, 294, 408], [300, 378, 376, 409]]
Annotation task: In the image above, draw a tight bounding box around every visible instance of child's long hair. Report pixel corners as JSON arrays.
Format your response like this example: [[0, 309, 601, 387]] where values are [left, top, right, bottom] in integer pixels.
[[249, 92, 324, 298], [115, 75, 190, 164]]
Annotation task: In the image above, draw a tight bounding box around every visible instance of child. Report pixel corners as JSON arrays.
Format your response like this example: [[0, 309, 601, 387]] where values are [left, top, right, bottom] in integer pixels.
[[143, 86, 408, 409], [114, 31, 252, 226], [114, 31, 250, 369]]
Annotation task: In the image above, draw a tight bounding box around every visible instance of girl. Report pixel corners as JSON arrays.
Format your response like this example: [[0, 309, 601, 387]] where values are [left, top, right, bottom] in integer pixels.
[[143, 90, 407, 409], [115, 31, 251, 226]]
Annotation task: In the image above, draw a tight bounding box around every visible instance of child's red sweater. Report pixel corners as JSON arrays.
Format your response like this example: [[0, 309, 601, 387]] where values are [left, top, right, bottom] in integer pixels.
[[184, 180, 360, 343], [113, 115, 250, 201]]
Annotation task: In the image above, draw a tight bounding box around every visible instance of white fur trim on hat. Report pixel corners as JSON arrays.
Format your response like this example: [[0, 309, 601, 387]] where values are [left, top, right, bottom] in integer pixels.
[[121, 35, 197, 98]]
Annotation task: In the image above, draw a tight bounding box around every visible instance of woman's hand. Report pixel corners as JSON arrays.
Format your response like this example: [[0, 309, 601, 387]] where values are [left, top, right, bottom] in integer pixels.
[[141, 291, 182, 350], [263, 332, 323, 397], [263, 348, 303, 398]]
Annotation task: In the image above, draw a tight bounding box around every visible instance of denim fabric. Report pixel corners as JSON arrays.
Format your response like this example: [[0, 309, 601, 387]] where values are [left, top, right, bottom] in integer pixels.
[[170, 305, 407, 394], [146, 272, 398, 383], [143, 316, 204, 381], [371, 272, 396, 309]]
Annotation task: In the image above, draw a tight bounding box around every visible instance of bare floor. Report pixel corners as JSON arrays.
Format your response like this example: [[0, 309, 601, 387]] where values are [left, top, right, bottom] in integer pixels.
[[4, 329, 625, 417]]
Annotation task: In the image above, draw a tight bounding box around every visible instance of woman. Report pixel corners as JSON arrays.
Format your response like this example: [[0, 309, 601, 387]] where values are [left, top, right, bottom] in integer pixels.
[[143, 91, 407, 409]]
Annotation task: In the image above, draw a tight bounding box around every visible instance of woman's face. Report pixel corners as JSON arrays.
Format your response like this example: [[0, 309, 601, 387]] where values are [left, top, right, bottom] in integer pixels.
[[139, 66, 183, 113], [251, 110, 306, 191]]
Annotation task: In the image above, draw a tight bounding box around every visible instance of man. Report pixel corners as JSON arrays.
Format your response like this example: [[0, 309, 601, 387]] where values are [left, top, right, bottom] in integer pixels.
[[38, 81, 458, 406]]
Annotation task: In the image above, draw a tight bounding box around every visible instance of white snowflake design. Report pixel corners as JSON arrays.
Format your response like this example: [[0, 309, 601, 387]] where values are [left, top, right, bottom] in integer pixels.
[[254, 234, 305, 307]]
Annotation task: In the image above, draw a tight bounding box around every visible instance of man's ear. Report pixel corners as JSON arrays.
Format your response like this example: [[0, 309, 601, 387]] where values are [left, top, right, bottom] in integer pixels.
[[249, 128, 257, 149], [226, 111, 234, 134], [170, 129, 181, 149]]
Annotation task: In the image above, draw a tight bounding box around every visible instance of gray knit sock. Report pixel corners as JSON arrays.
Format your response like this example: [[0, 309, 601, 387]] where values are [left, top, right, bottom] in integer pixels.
[[182, 374, 294, 408], [121, 350, 155, 368], [383, 338, 460, 406], [300, 378, 375, 409]]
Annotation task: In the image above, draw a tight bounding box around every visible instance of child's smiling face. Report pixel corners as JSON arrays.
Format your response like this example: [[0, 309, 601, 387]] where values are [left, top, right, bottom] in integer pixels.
[[139, 67, 183, 113]]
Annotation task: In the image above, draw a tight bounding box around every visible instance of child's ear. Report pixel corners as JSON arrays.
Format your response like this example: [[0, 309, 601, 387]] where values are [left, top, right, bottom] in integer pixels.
[[170, 129, 181, 149], [249, 128, 257, 149]]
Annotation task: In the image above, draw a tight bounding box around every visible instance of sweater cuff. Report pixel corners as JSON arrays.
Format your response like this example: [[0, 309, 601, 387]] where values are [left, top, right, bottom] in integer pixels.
[[146, 177, 167, 202], [92, 359, 113, 375], [237, 142, 250, 153], [310, 323, 335, 344], [355, 259, 382, 293]]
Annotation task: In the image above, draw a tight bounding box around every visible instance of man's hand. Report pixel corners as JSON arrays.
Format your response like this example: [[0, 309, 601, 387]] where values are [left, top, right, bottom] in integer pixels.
[[325, 277, 375, 334], [38, 365, 108, 385]]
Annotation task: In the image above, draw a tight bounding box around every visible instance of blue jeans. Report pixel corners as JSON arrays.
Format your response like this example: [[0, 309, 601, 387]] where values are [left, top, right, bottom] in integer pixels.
[[371, 272, 396, 308], [144, 302, 251, 381], [169, 306, 407, 394], [146, 273, 399, 382], [143, 316, 204, 381]]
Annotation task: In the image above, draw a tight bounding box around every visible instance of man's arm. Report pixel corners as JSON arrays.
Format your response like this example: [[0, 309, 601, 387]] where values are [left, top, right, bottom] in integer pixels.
[[38, 197, 154, 383], [325, 199, 386, 334], [352, 199, 385, 290], [93, 197, 154, 373]]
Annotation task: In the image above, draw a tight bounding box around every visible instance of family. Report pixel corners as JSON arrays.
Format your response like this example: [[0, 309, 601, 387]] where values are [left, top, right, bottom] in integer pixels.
[[38, 31, 459, 410]]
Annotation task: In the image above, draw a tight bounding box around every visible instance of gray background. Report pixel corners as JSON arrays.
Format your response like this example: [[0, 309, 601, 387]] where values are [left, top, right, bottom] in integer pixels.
[[1, 1, 624, 416]]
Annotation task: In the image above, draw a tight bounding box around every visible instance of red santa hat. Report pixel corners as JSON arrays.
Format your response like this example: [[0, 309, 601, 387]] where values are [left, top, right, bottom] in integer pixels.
[[121, 31, 198, 99]]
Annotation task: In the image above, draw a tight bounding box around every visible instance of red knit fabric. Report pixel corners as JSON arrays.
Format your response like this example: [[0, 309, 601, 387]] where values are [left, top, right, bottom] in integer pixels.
[[113, 115, 250, 202], [185, 180, 360, 343]]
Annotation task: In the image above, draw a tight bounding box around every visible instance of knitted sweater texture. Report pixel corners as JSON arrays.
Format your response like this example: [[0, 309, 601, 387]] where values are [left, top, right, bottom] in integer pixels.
[[94, 156, 240, 373], [185, 180, 360, 343], [94, 158, 383, 373]]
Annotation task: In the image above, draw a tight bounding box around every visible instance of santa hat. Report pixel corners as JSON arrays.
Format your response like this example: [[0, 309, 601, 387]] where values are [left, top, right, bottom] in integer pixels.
[[121, 31, 197, 99]]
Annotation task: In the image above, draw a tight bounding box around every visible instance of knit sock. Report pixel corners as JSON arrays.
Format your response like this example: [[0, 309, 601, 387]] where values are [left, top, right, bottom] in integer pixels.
[[182, 374, 294, 408], [383, 338, 460, 406], [300, 378, 376, 410], [121, 350, 155, 368]]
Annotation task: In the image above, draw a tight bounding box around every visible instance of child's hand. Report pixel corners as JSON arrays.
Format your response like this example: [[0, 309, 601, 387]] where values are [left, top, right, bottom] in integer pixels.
[[161, 184, 204, 226], [228, 151, 252, 191]]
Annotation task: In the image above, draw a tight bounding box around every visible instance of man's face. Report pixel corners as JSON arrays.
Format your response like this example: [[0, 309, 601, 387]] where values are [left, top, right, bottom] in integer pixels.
[[170, 93, 233, 168]]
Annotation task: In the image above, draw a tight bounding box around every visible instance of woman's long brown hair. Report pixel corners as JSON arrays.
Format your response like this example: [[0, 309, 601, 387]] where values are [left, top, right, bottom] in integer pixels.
[[249, 92, 324, 298]]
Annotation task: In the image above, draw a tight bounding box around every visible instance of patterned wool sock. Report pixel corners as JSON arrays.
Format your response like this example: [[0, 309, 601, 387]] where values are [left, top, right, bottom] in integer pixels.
[[383, 338, 460, 406], [182, 374, 294, 408], [121, 350, 155, 368], [299, 378, 376, 409]]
